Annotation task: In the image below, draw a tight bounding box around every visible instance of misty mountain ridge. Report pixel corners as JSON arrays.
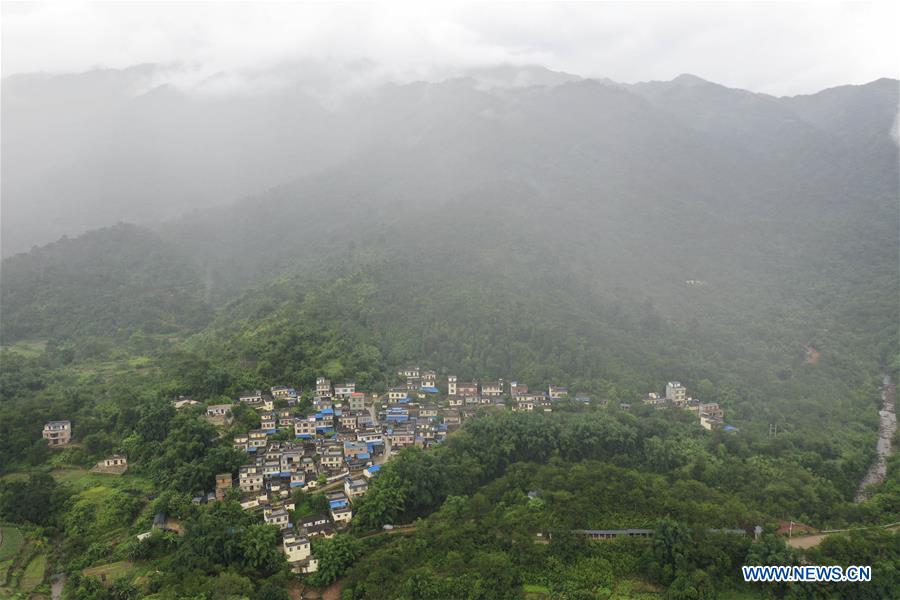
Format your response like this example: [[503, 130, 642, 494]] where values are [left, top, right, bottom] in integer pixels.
[[2, 62, 896, 256], [1, 63, 897, 531], [2, 64, 896, 401]]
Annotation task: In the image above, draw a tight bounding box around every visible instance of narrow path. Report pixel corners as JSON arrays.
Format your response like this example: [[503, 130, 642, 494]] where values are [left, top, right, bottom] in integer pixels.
[[51, 573, 66, 600], [358, 523, 417, 539], [855, 374, 896, 502]]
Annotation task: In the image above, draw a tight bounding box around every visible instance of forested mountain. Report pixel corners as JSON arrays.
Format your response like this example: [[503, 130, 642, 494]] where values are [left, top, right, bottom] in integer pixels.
[[0, 65, 353, 256], [0, 223, 212, 342], [0, 69, 897, 599], [3, 72, 897, 435]]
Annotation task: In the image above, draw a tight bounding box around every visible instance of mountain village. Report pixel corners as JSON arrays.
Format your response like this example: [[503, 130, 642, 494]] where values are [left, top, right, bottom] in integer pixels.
[[41, 367, 728, 576]]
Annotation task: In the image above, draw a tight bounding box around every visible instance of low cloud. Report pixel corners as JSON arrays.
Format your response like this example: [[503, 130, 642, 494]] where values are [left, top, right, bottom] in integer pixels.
[[2, 2, 898, 96]]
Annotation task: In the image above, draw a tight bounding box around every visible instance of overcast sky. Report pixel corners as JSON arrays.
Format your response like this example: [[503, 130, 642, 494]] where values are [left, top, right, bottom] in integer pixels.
[[2, 1, 898, 96]]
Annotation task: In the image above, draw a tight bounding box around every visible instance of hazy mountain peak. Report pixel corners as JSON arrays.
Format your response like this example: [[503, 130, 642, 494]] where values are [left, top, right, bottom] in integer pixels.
[[464, 63, 582, 89], [671, 73, 713, 86]]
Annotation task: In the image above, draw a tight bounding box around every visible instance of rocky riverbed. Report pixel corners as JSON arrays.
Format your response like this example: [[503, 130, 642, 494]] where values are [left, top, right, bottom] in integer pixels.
[[855, 374, 896, 503]]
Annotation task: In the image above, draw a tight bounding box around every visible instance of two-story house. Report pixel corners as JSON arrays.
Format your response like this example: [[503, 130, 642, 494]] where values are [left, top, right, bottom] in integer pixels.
[[277, 408, 295, 427], [388, 387, 408, 402], [389, 427, 415, 448], [397, 365, 420, 380], [456, 381, 479, 397], [271, 386, 298, 401], [282, 532, 311, 561], [264, 507, 291, 529], [298, 513, 335, 537], [260, 412, 277, 431], [481, 381, 504, 397], [320, 446, 344, 471], [333, 382, 356, 398], [514, 398, 534, 412], [240, 391, 272, 410], [344, 476, 368, 501], [420, 370, 437, 389], [643, 392, 667, 406], [233, 433, 249, 452], [338, 412, 358, 431], [509, 381, 528, 396]]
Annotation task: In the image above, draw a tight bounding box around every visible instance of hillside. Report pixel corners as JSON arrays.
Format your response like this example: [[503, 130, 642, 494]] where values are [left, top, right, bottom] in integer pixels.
[[0, 72, 897, 600], [2, 74, 896, 465], [0, 224, 212, 343]]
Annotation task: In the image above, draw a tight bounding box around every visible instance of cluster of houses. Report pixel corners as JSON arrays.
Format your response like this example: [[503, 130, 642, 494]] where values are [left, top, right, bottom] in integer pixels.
[[642, 381, 729, 431], [392, 367, 576, 414], [41, 367, 734, 576], [191, 375, 465, 574], [191, 369, 580, 573]]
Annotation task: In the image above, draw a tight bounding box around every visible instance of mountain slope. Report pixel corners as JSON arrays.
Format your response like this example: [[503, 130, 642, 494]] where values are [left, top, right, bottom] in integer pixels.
[[2, 74, 896, 485], [0, 223, 212, 342]]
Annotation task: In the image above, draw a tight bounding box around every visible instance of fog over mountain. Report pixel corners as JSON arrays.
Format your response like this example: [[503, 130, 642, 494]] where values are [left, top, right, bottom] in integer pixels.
[[2, 63, 897, 257], [4, 5, 900, 597]]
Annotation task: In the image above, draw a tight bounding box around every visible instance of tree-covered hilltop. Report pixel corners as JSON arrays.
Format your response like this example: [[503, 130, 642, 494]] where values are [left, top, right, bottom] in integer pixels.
[[0, 223, 213, 343]]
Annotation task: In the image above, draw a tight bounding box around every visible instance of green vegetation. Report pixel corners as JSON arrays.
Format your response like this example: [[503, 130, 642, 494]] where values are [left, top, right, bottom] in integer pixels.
[[1, 340, 47, 359], [0, 528, 23, 562], [1, 76, 897, 598], [82, 560, 134, 583], [0, 223, 212, 343], [19, 553, 46, 592]]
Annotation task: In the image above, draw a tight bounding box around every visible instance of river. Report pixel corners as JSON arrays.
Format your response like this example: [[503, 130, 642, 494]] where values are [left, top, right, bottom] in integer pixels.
[[855, 374, 896, 503]]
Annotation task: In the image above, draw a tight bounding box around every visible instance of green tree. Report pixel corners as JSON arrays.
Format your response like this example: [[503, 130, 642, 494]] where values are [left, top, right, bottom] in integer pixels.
[[307, 534, 362, 587], [665, 569, 716, 600], [652, 519, 692, 584], [240, 524, 284, 574]]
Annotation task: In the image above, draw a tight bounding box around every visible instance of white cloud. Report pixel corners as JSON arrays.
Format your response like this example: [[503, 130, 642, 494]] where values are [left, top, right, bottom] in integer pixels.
[[2, 1, 898, 95]]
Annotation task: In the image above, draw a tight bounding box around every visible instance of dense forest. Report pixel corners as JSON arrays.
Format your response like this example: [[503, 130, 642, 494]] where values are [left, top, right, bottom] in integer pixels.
[[1, 72, 898, 599]]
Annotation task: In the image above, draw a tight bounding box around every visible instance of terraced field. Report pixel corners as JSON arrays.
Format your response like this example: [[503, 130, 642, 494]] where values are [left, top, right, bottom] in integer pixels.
[[19, 553, 47, 592], [0, 526, 25, 586], [0, 526, 48, 598]]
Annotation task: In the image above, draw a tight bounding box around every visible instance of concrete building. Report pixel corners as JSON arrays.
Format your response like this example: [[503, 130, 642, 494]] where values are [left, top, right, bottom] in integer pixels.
[[666, 382, 687, 404], [42, 420, 71, 446]]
